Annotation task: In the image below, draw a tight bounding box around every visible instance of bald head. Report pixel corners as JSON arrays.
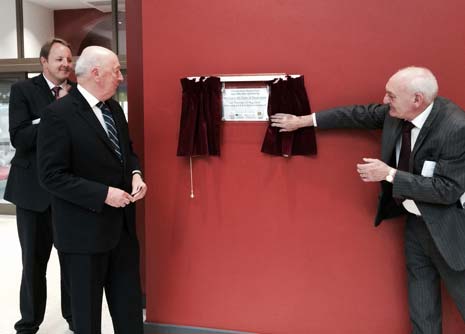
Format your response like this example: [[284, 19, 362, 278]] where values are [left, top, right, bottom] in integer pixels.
[[75, 46, 116, 78], [75, 46, 123, 101], [384, 66, 438, 121], [389, 66, 438, 104]]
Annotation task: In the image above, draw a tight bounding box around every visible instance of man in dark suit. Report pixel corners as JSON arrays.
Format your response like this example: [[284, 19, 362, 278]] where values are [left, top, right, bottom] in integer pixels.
[[4, 38, 74, 334], [270, 67, 465, 334], [37, 45, 147, 334]]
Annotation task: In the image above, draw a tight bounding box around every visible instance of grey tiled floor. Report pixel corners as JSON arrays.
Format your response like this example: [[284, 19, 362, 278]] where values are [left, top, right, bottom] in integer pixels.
[[0, 214, 115, 334]]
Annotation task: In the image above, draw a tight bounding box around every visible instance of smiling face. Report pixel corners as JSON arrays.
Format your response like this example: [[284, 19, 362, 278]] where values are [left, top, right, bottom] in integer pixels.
[[382, 67, 438, 121], [41, 42, 72, 85]]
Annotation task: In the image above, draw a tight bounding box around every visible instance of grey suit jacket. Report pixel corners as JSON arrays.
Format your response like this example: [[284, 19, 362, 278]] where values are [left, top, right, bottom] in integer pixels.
[[316, 97, 465, 270]]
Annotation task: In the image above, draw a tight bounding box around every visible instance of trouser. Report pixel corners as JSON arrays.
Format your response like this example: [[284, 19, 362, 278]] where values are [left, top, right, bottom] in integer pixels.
[[405, 215, 465, 334], [14, 206, 72, 334], [60, 227, 143, 334]]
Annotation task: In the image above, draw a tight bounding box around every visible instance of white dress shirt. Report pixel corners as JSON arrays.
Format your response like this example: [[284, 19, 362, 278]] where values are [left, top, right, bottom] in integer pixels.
[[77, 84, 110, 135], [43, 74, 68, 92], [396, 103, 433, 215]]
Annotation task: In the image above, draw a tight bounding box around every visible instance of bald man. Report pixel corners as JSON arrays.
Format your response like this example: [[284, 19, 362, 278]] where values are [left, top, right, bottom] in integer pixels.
[[271, 67, 465, 334], [37, 46, 147, 334]]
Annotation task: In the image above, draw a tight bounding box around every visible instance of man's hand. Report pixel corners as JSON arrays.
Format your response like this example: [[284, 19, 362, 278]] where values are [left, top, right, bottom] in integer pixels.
[[130, 173, 147, 202], [270, 113, 313, 132], [105, 187, 134, 208], [356, 158, 392, 182]]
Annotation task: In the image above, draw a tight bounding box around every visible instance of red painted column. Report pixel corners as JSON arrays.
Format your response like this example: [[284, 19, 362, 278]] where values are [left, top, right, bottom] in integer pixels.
[[126, 0, 146, 295]]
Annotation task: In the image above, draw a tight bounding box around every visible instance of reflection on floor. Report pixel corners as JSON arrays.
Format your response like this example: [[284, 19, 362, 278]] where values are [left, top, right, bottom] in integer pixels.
[[0, 214, 121, 334]]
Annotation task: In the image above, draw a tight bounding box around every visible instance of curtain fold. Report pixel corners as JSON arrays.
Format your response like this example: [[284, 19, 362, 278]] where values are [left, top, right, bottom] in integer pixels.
[[261, 75, 317, 157], [177, 76, 222, 156]]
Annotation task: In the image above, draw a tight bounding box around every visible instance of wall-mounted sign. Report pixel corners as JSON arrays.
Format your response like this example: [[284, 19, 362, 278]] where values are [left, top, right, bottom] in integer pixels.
[[222, 87, 269, 121]]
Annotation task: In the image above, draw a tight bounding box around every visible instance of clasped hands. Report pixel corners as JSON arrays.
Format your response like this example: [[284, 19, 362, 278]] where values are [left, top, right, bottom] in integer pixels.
[[357, 158, 391, 182], [104, 174, 147, 208]]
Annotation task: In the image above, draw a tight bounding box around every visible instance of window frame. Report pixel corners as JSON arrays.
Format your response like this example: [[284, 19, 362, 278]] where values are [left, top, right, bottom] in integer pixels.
[[0, 0, 126, 213], [0, 0, 126, 72]]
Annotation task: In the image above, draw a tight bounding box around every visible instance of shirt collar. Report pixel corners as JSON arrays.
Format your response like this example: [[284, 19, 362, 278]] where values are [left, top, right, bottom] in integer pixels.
[[77, 84, 100, 108], [411, 102, 434, 129], [42, 73, 67, 90]]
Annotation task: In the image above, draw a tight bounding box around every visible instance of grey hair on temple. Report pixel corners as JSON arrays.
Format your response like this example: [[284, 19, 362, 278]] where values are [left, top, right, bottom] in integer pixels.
[[74, 46, 111, 77]]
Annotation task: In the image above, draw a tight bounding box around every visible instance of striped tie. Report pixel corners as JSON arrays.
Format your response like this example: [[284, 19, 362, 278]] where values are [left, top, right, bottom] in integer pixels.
[[97, 102, 122, 160]]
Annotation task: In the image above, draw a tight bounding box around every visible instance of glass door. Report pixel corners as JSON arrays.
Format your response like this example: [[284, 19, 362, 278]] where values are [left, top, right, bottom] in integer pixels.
[[0, 73, 25, 203]]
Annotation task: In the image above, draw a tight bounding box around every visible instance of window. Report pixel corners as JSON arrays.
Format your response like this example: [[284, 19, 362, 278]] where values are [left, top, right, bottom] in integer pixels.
[[0, 74, 24, 205], [0, 0, 127, 209], [0, 0, 18, 59]]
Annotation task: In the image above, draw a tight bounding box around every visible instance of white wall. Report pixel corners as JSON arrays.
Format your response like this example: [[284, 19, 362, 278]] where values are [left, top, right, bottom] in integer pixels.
[[0, 0, 18, 58], [23, 0, 54, 58]]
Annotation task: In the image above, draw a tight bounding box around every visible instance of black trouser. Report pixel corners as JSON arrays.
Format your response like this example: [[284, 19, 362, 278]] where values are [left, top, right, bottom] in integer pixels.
[[60, 227, 143, 334], [14, 207, 72, 334], [405, 215, 465, 334]]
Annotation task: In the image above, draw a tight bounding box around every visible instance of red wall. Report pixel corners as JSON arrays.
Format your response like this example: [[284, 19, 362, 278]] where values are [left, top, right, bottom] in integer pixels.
[[126, 0, 146, 295], [141, 1, 465, 333], [54, 9, 110, 55]]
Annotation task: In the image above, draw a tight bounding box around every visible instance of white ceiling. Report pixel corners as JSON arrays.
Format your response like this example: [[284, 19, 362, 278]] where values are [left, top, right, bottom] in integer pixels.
[[25, 0, 125, 11], [26, 0, 91, 10]]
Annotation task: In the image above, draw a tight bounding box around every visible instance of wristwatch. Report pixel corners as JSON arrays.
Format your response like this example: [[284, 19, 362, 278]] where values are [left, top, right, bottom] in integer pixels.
[[385, 168, 396, 183]]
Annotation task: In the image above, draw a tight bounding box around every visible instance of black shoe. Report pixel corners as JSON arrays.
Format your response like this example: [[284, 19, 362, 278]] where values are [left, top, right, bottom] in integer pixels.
[[67, 320, 74, 332], [15, 319, 39, 334]]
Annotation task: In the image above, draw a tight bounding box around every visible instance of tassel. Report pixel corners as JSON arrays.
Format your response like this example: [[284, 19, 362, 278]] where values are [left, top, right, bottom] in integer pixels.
[[189, 156, 195, 198]]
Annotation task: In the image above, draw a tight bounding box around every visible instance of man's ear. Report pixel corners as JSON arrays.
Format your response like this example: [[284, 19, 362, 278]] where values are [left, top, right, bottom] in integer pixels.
[[413, 92, 424, 106], [91, 67, 100, 80], [40, 56, 47, 66]]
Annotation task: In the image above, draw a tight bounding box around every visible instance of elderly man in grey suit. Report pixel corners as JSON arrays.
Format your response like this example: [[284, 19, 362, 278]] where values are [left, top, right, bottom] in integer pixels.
[[271, 66, 465, 334]]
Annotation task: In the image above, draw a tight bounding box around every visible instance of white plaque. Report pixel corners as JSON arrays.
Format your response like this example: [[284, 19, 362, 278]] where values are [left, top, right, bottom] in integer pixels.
[[222, 87, 269, 121]]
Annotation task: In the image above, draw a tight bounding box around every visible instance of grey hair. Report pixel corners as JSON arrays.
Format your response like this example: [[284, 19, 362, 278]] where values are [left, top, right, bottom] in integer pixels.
[[75, 53, 100, 77], [74, 46, 112, 77], [394, 66, 439, 103]]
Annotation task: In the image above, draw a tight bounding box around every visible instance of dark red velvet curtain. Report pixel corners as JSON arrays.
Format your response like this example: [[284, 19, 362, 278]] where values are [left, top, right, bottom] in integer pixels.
[[177, 76, 222, 156], [261, 76, 317, 157]]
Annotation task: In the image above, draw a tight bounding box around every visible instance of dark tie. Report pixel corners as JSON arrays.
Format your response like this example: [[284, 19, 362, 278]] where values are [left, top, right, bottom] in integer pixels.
[[51, 86, 61, 99], [397, 121, 415, 172], [394, 121, 414, 205], [97, 102, 122, 160]]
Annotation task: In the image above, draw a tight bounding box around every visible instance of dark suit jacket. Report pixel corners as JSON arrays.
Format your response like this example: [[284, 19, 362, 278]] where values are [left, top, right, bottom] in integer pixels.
[[4, 74, 76, 211], [37, 88, 140, 254], [316, 97, 465, 270]]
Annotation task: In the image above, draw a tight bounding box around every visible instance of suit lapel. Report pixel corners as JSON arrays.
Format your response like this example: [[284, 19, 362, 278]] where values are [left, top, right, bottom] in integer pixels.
[[382, 117, 402, 164], [33, 75, 55, 114], [70, 90, 122, 161], [34, 74, 54, 99], [411, 100, 440, 159]]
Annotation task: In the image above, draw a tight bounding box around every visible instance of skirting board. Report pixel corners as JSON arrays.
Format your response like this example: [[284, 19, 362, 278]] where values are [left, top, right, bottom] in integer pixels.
[[144, 322, 256, 334]]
